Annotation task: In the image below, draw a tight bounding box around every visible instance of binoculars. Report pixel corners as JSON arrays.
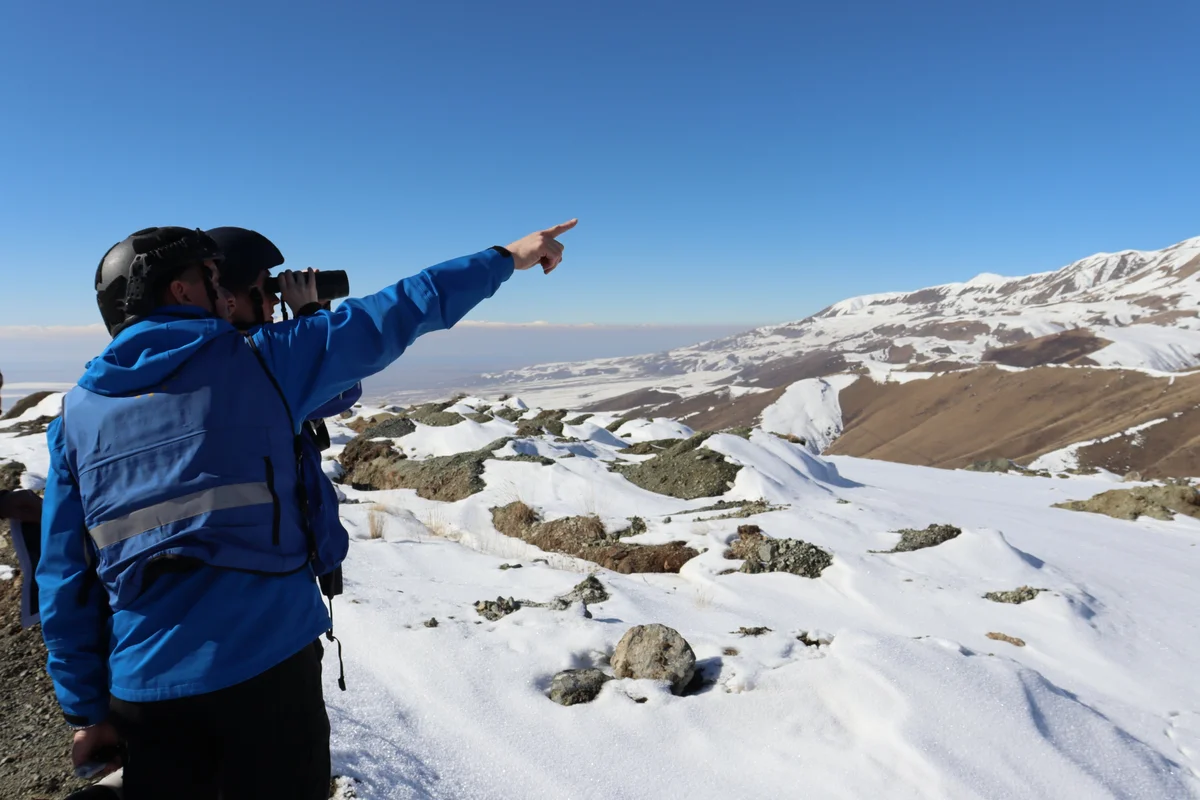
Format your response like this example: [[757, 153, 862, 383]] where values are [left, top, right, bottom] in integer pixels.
[[262, 270, 350, 301]]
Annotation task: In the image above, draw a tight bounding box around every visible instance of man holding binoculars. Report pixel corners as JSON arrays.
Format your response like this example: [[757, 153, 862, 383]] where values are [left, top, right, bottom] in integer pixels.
[[38, 218, 575, 799]]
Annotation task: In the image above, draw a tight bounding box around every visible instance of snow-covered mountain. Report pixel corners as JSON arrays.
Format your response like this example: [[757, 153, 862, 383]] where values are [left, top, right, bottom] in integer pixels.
[[428, 236, 1200, 409]]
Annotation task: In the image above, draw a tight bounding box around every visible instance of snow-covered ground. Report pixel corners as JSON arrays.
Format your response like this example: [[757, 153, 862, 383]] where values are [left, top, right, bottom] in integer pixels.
[[4, 394, 1200, 799]]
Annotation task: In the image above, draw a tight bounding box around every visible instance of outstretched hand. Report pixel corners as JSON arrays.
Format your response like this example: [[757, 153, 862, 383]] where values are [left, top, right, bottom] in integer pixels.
[[506, 219, 578, 274]]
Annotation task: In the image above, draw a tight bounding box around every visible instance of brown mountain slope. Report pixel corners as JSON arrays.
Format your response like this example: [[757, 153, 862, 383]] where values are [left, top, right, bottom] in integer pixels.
[[827, 366, 1200, 477], [981, 329, 1110, 367]]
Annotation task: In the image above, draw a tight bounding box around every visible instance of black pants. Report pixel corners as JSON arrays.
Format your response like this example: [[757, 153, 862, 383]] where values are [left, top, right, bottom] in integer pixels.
[[108, 641, 330, 800]]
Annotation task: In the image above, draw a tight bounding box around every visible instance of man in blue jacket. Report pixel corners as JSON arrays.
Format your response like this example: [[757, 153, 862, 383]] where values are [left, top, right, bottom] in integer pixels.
[[38, 219, 575, 799], [207, 225, 359, 613]]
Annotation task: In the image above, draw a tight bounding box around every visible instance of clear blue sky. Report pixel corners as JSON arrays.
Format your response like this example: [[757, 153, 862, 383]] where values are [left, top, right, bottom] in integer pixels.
[[1, 0, 1197, 328]]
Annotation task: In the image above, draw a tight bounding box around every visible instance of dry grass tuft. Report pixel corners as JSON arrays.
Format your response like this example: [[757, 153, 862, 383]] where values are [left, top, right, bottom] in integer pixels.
[[986, 631, 1026, 647], [367, 511, 386, 540]]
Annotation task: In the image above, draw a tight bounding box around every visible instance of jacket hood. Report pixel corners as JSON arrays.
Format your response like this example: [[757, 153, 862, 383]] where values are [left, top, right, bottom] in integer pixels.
[[79, 307, 235, 397]]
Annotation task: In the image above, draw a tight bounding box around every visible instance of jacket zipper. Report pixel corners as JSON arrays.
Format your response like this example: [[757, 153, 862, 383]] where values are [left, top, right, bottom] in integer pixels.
[[264, 456, 281, 545]]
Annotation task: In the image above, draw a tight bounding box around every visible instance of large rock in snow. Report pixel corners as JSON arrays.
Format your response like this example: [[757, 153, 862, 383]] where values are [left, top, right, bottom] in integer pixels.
[[611, 624, 696, 695]]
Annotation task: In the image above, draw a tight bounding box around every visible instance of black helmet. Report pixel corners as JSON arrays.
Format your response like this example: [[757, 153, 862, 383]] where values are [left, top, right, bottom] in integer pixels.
[[205, 227, 284, 292], [95, 227, 222, 335]]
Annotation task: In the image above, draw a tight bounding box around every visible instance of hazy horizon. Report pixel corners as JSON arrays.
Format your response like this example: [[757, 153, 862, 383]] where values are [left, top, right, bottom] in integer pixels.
[[0, 321, 754, 408]]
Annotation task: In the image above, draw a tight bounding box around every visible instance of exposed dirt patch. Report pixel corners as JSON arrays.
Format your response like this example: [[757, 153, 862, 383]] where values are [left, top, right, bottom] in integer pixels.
[[993, 325, 1034, 345], [611, 433, 741, 499], [907, 320, 990, 341], [3, 417, 56, 438], [660, 386, 790, 432], [735, 350, 852, 388], [902, 288, 947, 305], [902, 360, 974, 372], [1075, 405, 1200, 478], [1130, 308, 1198, 326], [0, 573, 90, 799], [1053, 485, 1200, 521], [584, 389, 681, 412], [491, 502, 699, 573], [886, 344, 916, 364], [982, 328, 1110, 367], [829, 366, 1200, 478], [585, 542, 699, 573], [1171, 254, 1200, 281]]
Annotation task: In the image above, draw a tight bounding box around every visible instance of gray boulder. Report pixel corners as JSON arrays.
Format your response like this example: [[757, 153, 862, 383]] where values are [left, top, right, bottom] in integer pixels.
[[612, 624, 696, 695], [549, 668, 612, 706], [561, 575, 610, 606]]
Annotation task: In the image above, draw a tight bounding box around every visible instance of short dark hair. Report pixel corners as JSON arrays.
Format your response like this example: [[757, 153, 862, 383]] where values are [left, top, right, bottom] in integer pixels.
[[155, 261, 208, 306]]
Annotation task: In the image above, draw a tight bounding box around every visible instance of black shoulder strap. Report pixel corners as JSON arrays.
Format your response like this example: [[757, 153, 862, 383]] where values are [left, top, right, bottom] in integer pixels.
[[243, 334, 315, 561], [243, 334, 296, 432]]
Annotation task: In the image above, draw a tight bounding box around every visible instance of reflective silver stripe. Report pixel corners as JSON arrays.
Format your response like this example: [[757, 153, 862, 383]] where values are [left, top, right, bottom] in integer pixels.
[[89, 482, 274, 549]]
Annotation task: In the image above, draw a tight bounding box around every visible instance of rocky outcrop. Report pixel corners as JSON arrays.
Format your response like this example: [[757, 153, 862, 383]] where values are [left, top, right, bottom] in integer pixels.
[[1053, 484, 1200, 521], [611, 432, 741, 500], [340, 437, 515, 501], [884, 524, 962, 552], [360, 416, 417, 439], [0, 391, 53, 421], [727, 525, 833, 578], [491, 502, 699, 573]]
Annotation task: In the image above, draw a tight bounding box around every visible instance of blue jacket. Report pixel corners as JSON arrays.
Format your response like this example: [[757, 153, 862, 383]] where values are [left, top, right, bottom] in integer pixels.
[[38, 248, 513, 725]]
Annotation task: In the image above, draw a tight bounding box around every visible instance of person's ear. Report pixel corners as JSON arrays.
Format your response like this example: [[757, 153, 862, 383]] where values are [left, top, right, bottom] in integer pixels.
[[167, 278, 192, 305]]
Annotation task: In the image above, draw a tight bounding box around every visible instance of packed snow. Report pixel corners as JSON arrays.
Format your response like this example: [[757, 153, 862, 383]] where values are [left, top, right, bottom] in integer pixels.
[[759, 374, 860, 452], [6, 392, 1200, 799]]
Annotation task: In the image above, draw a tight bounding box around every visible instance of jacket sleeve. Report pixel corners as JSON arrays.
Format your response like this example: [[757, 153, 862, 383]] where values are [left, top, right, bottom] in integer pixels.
[[252, 248, 514, 425], [308, 383, 363, 421], [37, 418, 111, 726]]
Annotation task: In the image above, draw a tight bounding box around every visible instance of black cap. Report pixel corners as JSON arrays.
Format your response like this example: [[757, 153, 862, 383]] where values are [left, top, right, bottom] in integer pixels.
[[205, 227, 284, 292]]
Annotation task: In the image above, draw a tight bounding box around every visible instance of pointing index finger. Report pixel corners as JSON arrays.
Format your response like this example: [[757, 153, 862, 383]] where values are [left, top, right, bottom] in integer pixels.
[[543, 218, 578, 238]]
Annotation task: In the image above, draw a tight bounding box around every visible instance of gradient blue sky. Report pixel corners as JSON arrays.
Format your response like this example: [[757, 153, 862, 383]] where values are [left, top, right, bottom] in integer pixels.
[[1, 0, 1197, 329]]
